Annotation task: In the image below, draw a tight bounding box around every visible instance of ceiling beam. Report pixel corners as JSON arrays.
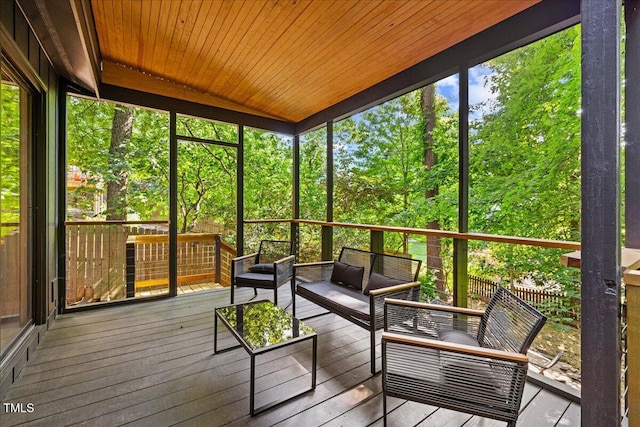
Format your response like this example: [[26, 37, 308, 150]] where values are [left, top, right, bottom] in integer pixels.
[[99, 83, 296, 135]]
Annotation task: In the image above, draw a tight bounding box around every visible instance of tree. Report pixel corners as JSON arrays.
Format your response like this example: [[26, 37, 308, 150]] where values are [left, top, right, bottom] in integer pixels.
[[299, 127, 327, 222], [176, 117, 237, 237], [66, 96, 169, 222], [468, 25, 581, 286], [421, 84, 446, 295], [334, 93, 425, 233], [105, 104, 133, 220]]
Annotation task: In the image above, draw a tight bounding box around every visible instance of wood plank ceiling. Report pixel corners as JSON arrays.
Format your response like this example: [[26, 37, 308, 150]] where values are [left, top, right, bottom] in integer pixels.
[[91, 0, 540, 123]]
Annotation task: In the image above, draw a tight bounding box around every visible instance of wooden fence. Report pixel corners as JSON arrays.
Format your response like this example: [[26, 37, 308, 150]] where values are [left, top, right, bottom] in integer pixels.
[[66, 223, 162, 304], [468, 275, 581, 320], [66, 222, 236, 306]]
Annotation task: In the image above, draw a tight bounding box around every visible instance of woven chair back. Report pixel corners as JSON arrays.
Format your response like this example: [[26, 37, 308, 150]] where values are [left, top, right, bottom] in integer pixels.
[[477, 286, 546, 354], [371, 253, 421, 282], [257, 240, 292, 264]]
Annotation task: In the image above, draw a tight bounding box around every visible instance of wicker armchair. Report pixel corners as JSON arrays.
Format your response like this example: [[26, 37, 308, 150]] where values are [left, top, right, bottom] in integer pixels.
[[230, 240, 294, 306], [382, 287, 546, 426]]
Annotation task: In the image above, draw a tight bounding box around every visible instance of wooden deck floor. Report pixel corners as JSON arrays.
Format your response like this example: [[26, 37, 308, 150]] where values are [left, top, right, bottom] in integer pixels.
[[2, 288, 580, 426]]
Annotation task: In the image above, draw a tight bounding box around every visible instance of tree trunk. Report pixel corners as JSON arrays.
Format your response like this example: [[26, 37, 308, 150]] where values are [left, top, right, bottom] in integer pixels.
[[421, 85, 446, 297], [106, 104, 133, 220]]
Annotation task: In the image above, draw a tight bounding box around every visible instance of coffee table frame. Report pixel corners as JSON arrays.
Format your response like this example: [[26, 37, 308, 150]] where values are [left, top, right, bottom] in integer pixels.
[[214, 300, 317, 415]]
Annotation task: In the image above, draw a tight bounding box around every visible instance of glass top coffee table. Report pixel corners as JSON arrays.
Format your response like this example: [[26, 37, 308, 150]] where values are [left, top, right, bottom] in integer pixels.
[[214, 299, 317, 416]]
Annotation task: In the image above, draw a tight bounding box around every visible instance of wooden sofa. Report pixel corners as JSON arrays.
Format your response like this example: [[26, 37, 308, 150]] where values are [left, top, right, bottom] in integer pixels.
[[292, 247, 421, 374]]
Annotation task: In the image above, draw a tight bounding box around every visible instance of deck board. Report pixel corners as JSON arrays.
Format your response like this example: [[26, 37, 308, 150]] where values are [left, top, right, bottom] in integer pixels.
[[2, 288, 580, 426]]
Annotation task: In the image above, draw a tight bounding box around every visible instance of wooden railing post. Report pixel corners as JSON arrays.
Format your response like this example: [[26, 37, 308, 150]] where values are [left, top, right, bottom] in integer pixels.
[[624, 269, 640, 426], [321, 226, 333, 261], [370, 230, 384, 255]]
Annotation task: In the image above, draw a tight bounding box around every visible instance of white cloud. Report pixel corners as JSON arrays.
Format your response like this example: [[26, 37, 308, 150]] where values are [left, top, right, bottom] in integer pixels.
[[434, 66, 498, 121], [435, 74, 459, 112], [468, 65, 498, 121], [438, 74, 459, 89]]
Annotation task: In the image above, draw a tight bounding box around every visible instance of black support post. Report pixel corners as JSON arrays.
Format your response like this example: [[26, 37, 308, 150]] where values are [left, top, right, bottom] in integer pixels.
[[125, 239, 135, 298], [322, 121, 334, 260], [169, 111, 178, 296], [581, 1, 622, 425], [57, 80, 68, 312], [626, 0, 640, 249], [238, 125, 245, 256], [33, 89, 47, 323], [453, 66, 469, 308], [215, 235, 222, 284], [292, 134, 300, 256]]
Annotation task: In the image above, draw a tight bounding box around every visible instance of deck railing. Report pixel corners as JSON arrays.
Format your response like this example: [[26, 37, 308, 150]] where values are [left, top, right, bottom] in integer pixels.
[[125, 232, 236, 295], [65, 221, 236, 306]]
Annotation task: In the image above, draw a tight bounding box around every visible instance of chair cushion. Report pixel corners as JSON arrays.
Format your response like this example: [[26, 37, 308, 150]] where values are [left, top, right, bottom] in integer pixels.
[[437, 329, 497, 391], [438, 329, 480, 347], [248, 263, 274, 274], [363, 272, 404, 295], [330, 261, 365, 291], [235, 272, 275, 288], [297, 281, 370, 321], [440, 357, 497, 391]]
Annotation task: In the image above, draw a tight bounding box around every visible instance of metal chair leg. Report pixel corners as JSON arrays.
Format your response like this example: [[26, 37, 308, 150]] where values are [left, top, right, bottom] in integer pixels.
[[383, 390, 388, 427], [370, 328, 377, 374]]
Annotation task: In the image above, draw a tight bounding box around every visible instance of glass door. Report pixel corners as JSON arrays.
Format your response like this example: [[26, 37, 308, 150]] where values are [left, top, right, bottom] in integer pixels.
[[65, 96, 170, 306], [1, 59, 32, 355], [176, 116, 238, 292]]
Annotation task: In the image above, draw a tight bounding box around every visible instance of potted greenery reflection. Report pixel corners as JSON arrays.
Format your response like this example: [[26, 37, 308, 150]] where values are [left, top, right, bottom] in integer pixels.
[[219, 301, 313, 350]]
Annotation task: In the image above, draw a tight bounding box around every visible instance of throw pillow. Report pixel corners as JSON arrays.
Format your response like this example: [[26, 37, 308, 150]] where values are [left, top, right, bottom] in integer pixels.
[[330, 261, 365, 290], [363, 272, 404, 295]]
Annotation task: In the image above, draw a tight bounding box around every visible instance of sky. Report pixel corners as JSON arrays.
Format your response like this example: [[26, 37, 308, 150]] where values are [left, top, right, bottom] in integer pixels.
[[436, 65, 497, 121]]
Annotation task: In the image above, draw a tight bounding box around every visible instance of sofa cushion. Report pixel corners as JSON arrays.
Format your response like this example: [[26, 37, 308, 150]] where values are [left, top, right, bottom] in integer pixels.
[[297, 281, 370, 321], [363, 272, 405, 295], [330, 261, 365, 291], [248, 263, 274, 274]]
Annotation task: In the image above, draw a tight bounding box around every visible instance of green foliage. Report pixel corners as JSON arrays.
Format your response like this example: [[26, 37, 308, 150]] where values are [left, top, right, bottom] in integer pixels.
[[1, 83, 21, 226], [243, 128, 293, 247], [243, 128, 292, 220], [177, 142, 236, 234], [469, 26, 581, 243], [299, 127, 327, 221], [66, 96, 169, 221], [177, 116, 238, 143], [334, 93, 424, 227], [418, 269, 439, 301], [328, 89, 458, 253], [175, 116, 238, 238]]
